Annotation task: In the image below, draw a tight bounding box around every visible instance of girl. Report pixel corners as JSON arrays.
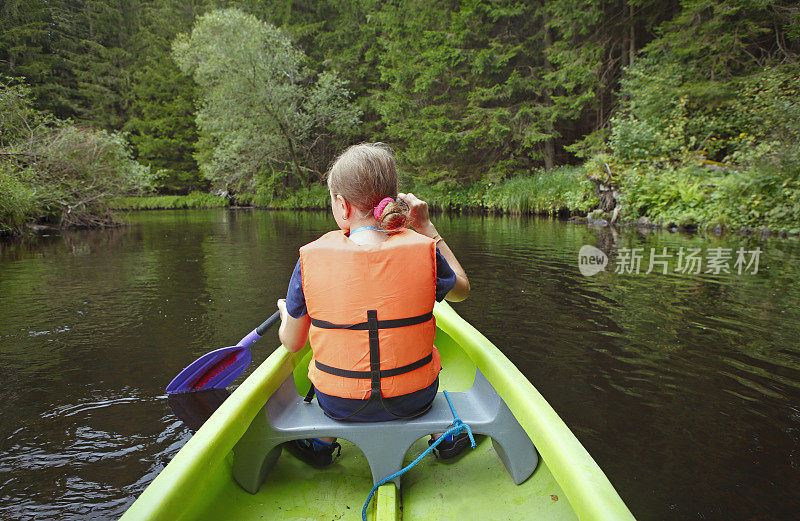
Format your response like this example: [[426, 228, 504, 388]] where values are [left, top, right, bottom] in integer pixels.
[[276, 143, 470, 466]]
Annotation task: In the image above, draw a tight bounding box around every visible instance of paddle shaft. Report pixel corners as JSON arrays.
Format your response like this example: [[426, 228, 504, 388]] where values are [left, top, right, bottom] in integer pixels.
[[256, 310, 281, 336]]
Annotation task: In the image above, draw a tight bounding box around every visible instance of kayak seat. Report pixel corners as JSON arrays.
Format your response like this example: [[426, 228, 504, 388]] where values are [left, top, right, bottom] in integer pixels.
[[232, 368, 538, 492]]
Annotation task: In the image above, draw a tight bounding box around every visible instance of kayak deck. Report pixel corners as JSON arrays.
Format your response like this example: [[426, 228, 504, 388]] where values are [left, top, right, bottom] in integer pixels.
[[121, 303, 633, 521], [164, 326, 575, 521], [185, 420, 575, 521]]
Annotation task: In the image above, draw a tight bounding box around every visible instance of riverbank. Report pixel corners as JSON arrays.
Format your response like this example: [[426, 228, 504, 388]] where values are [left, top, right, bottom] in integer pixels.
[[15, 156, 800, 239], [579, 151, 800, 236], [111, 166, 599, 215], [110, 191, 230, 210]]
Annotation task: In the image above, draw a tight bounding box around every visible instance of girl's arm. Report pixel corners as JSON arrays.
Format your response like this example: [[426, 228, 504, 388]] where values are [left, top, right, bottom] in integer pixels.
[[277, 298, 311, 353], [430, 233, 470, 301], [397, 193, 470, 302]]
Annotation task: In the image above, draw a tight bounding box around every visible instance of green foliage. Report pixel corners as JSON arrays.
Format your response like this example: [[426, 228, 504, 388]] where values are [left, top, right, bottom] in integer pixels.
[[110, 191, 229, 210], [374, 1, 551, 179], [172, 8, 360, 192], [615, 147, 800, 233], [0, 163, 37, 233], [604, 0, 800, 232], [406, 167, 597, 214], [708, 149, 800, 233], [727, 66, 800, 164], [0, 0, 77, 118], [407, 181, 487, 212], [483, 168, 598, 214], [0, 78, 152, 231], [2, 0, 799, 228], [610, 59, 800, 164], [126, 54, 202, 193], [213, 167, 596, 216], [649, 0, 793, 81], [241, 183, 332, 209], [0, 78, 51, 146], [615, 162, 713, 226]]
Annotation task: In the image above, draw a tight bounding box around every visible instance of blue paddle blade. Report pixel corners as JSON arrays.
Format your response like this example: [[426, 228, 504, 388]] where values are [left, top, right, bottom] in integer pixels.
[[166, 312, 277, 394], [166, 345, 252, 394]]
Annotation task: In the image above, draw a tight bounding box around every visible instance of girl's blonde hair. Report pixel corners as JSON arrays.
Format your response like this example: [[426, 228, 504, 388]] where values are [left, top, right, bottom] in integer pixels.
[[327, 143, 409, 231]]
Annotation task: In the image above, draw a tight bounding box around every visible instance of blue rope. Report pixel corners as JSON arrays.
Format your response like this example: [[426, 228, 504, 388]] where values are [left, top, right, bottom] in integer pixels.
[[361, 390, 476, 521]]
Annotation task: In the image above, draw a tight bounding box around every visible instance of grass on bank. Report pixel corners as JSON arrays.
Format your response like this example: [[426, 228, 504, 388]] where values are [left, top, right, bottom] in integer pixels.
[[216, 166, 598, 214], [110, 191, 230, 210], [240, 184, 332, 209], [408, 166, 598, 214], [113, 167, 599, 215], [484, 167, 598, 214]]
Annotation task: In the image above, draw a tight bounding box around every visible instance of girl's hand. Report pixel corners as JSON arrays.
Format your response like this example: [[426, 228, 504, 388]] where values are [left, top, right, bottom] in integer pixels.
[[277, 298, 288, 323], [397, 192, 436, 236]]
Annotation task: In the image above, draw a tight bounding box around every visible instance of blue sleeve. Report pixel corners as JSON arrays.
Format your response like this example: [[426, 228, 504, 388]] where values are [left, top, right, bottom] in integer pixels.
[[435, 248, 456, 302], [285, 258, 307, 318]]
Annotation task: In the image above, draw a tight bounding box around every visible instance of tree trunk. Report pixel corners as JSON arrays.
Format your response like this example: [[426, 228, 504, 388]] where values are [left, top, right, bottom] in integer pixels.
[[276, 120, 304, 189], [543, 23, 555, 171], [629, 4, 635, 67]]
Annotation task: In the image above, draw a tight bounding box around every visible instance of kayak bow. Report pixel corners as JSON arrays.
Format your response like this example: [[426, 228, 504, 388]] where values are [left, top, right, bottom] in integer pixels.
[[122, 302, 635, 521]]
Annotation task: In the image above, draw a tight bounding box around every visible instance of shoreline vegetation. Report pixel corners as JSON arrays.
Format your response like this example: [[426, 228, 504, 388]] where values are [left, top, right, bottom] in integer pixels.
[[2, 3, 798, 238], [110, 166, 598, 214], [107, 159, 800, 238]]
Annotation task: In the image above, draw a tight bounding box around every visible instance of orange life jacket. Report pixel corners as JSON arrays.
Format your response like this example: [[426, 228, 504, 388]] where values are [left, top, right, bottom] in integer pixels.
[[299, 228, 441, 400]]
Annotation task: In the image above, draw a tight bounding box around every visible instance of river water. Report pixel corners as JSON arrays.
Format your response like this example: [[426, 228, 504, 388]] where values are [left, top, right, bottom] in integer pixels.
[[1, 209, 799, 520]]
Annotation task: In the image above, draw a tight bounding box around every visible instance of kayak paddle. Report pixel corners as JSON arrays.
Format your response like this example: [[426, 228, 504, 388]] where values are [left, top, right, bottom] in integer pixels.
[[167, 388, 230, 431], [166, 310, 280, 394]]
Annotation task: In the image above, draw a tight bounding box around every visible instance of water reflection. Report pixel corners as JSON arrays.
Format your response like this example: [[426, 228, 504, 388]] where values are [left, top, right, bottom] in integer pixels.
[[1, 209, 799, 520], [167, 390, 229, 432]]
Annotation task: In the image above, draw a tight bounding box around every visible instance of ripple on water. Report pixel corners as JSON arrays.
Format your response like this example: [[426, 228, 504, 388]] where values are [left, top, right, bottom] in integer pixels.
[[0, 392, 191, 521]]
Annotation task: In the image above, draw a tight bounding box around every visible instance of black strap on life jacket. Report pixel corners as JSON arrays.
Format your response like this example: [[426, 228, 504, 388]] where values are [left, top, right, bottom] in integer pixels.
[[309, 311, 432, 330], [313, 354, 433, 380], [303, 385, 316, 403], [367, 310, 382, 398], [311, 309, 433, 384], [308, 309, 435, 420]]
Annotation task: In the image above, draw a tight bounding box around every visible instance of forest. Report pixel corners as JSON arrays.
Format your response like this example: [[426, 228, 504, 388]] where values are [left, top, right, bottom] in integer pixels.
[[1, 0, 799, 234]]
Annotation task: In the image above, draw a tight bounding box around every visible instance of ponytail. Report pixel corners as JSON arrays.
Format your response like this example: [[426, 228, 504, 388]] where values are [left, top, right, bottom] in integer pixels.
[[375, 198, 409, 231]]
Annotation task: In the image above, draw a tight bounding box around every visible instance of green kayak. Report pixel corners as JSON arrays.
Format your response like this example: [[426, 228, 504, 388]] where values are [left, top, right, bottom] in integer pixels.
[[121, 302, 635, 521]]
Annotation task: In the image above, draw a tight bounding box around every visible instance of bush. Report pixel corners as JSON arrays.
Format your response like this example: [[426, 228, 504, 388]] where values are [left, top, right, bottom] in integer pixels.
[[712, 148, 800, 233], [1, 78, 154, 231], [615, 146, 800, 232], [610, 59, 800, 165], [603, 56, 800, 232], [0, 164, 37, 234], [616, 162, 716, 226]]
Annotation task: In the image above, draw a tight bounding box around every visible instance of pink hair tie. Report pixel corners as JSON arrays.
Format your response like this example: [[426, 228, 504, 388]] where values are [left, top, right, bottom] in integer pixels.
[[373, 197, 394, 220]]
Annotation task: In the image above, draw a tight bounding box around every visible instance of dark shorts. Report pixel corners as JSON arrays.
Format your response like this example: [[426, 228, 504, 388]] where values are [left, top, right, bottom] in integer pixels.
[[315, 378, 439, 422]]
